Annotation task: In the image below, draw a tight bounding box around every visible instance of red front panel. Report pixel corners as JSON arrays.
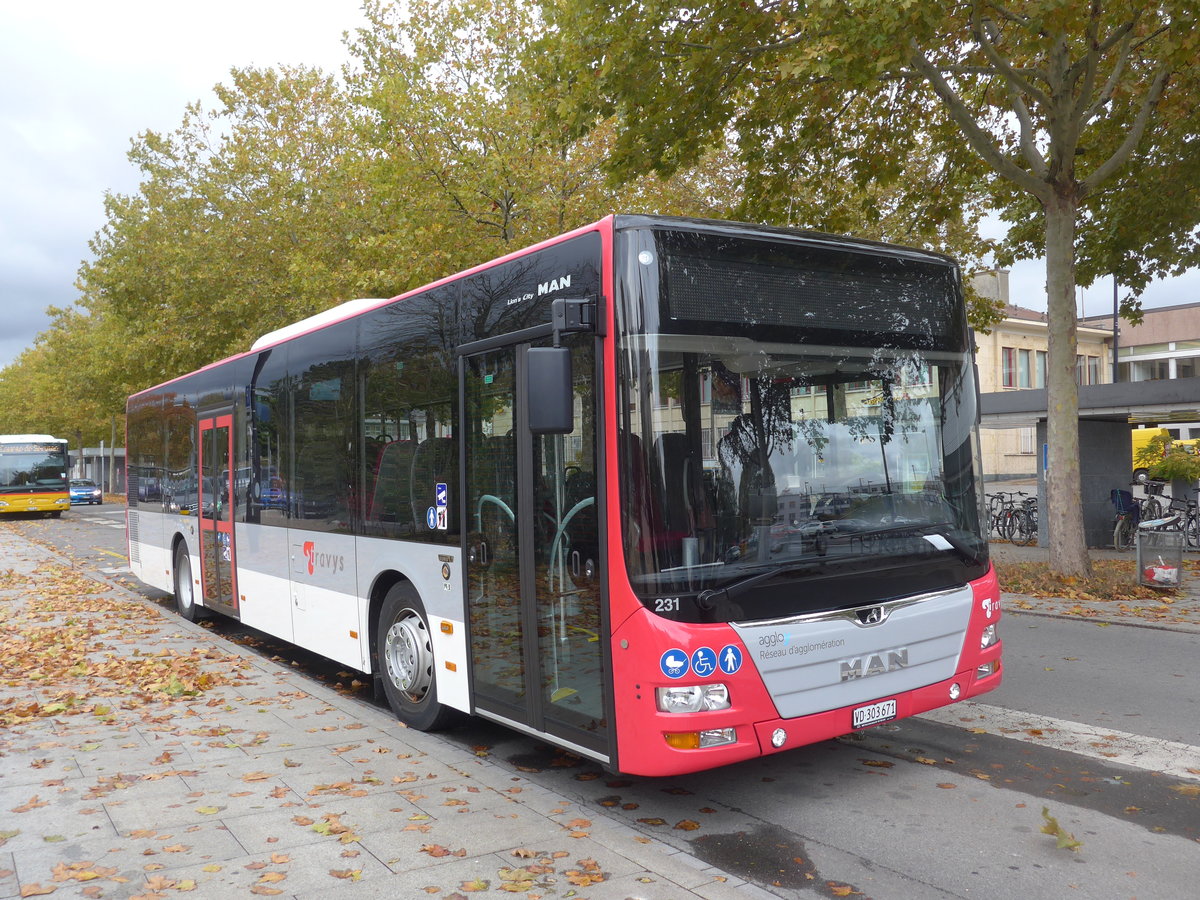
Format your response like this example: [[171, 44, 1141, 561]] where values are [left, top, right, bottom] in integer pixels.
[[605, 568, 1003, 778], [594, 219, 1000, 776]]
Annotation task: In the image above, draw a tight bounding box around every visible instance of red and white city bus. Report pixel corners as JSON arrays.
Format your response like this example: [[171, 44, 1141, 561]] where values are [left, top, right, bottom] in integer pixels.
[[125, 216, 1002, 776]]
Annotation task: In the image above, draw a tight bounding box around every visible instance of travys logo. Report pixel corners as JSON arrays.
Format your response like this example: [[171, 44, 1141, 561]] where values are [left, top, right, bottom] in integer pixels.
[[301, 541, 345, 575]]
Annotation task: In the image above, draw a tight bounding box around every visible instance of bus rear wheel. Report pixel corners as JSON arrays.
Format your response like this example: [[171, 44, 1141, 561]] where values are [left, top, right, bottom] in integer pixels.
[[377, 583, 459, 732], [173, 543, 205, 622]]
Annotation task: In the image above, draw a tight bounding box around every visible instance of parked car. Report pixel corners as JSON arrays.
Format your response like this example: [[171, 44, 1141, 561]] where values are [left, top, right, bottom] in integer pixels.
[[70, 479, 103, 505]]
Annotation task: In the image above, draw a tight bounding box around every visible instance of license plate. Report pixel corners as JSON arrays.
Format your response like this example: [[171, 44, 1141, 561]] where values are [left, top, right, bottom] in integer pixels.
[[852, 699, 897, 729]]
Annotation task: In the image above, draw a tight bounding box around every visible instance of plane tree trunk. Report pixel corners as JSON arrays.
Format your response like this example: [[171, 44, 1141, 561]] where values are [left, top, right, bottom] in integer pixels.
[[1043, 192, 1091, 577]]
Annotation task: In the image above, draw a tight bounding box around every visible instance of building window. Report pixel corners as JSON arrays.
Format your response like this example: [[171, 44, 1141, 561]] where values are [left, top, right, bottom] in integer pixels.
[[1075, 355, 1102, 385], [1002, 347, 1037, 389], [1128, 359, 1170, 382], [1017, 349, 1032, 388], [1019, 427, 1036, 454]]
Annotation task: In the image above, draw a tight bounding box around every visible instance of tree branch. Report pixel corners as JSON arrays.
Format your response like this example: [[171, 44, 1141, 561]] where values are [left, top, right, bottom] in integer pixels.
[[1081, 65, 1169, 196], [1066, 2, 1103, 126], [971, 5, 1051, 108], [1007, 85, 1049, 179], [907, 42, 1048, 200]]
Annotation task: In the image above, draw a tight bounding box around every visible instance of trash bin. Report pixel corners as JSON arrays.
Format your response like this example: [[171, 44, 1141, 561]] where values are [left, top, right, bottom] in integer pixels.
[[1136, 526, 1184, 588]]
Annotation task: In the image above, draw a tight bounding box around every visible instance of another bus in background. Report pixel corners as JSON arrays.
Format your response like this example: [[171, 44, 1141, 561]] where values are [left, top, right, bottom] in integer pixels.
[[0, 435, 70, 517]]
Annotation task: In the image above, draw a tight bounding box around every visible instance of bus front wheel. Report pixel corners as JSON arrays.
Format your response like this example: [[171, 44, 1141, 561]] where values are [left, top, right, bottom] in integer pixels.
[[377, 583, 459, 732]]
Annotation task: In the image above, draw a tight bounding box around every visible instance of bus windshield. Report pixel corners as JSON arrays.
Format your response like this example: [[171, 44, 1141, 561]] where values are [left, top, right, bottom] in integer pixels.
[[0, 444, 69, 493], [615, 226, 988, 622]]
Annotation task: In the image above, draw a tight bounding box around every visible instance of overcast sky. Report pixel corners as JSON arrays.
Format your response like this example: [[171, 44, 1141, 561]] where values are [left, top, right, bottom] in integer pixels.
[[1, 2, 1196, 372], [0, 0, 369, 370]]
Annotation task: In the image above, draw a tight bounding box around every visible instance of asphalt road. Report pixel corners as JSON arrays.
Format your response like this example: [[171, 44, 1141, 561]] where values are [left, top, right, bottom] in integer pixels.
[[11, 504, 1200, 899], [989, 614, 1198, 746]]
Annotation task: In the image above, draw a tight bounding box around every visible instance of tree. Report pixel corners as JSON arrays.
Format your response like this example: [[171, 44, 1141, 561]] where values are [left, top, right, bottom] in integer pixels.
[[2, 0, 736, 445], [346, 0, 733, 277], [540, 0, 1200, 576], [78, 65, 377, 386]]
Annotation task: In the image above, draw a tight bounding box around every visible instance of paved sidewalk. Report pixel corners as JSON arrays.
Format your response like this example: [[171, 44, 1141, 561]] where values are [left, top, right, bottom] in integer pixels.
[[991, 541, 1200, 632], [0, 528, 770, 900]]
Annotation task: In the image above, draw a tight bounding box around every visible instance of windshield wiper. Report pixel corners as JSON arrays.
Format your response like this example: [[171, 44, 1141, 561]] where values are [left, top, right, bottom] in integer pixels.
[[846, 521, 984, 566], [696, 562, 826, 609], [695, 522, 982, 608]]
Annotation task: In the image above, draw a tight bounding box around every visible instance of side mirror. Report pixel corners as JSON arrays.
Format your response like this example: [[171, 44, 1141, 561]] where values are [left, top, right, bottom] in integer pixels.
[[527, 347, 573, 434]]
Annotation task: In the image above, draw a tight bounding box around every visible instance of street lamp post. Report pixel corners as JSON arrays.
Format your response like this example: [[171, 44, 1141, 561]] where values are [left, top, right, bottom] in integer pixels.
[[1112, 275, 1120, 383]]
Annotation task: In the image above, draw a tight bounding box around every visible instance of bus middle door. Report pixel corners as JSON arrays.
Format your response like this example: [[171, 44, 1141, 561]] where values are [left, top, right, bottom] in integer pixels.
[[198, 414, 239, 617]]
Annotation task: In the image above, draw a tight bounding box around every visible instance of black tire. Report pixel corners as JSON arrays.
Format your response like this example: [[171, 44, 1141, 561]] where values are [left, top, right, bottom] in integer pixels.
[[1113, 517, 1134, 552], [1011, 509, 1035, 546], [1142, 498, 1163, 521], [1133, 468, 1149, 484], [377, 582, 459, 731], [1187, 513, 1200, 549], [173, 543, 205, 622], [998, 510, 1016, 542]]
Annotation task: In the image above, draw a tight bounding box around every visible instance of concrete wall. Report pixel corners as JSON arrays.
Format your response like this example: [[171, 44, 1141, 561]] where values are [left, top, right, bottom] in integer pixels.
[[1037, 420, 1130, 547], [1084, 302, 1200, 346]]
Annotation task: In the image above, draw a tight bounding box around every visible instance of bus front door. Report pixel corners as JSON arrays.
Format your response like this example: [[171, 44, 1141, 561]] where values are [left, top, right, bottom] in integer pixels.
[[463, 338, 608, 763], [198, 415, 239, 617]]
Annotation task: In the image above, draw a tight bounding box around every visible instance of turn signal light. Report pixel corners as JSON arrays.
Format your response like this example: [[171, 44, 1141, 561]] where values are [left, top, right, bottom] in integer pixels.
[[664, 728, 736, 749]]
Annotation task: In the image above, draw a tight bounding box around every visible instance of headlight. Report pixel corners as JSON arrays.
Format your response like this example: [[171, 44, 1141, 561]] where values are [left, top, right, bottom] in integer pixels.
[[980, 623, 999, 649], [655, 683, 730, 714]]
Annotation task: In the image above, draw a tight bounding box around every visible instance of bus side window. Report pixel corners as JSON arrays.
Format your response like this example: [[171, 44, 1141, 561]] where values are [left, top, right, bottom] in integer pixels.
[[367, 439, 415, 532]]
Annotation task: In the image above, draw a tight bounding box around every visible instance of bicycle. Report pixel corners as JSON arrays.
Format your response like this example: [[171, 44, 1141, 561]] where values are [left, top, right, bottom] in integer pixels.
[[1155, 491, 1200, 549], [985, 492, 1008, 539], [987, 491, 1036, 545], [1140, 480, 1166, 521], [1017, 495, 1038, 546], [1110, 488, 1144, 551]]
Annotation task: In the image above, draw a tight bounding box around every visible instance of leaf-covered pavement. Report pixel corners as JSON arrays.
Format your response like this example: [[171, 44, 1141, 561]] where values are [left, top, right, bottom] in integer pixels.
[[0, 525, 748, 899], [993, 556, 1200, 628]]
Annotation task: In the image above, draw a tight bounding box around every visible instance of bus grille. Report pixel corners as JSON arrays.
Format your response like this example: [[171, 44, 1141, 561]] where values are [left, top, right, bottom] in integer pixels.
[[128, 512, 140, 564]]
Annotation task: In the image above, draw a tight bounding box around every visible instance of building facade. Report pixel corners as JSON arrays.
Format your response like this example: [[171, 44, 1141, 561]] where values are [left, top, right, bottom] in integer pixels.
[[971, 270, 1113, 479], [1083, 302, 1200, 444]]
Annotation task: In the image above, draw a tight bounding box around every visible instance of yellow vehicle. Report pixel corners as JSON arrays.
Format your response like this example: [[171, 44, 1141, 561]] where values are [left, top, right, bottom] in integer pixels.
[[1130, 428, 1200, 483], [0, 435, 70, 517]]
